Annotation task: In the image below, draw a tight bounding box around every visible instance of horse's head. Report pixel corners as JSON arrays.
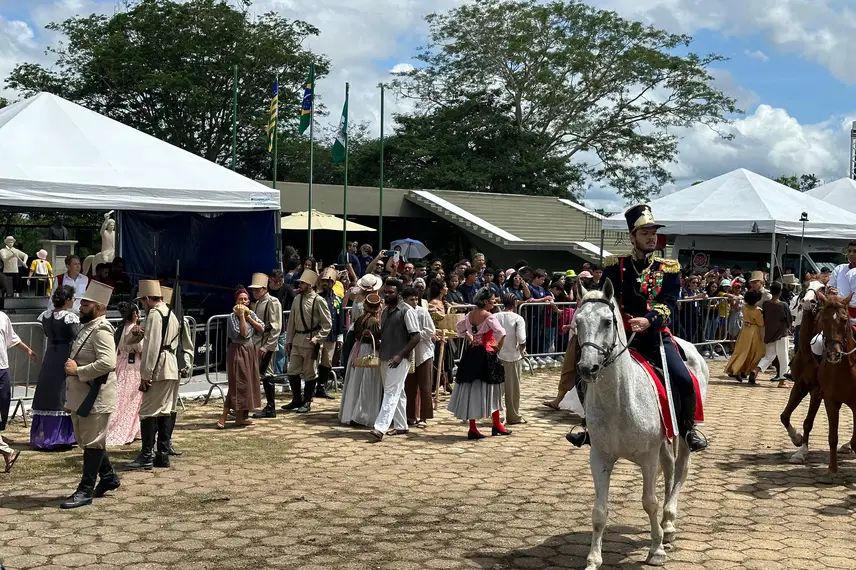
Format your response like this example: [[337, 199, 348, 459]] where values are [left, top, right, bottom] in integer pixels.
[[574, 278, 624, 382], [816, 291, 853, 364], [802, 280, 826, 315]]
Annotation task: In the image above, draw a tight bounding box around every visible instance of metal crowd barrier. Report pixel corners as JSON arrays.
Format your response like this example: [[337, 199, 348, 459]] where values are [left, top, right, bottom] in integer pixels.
[[674, 296, 739, 358]]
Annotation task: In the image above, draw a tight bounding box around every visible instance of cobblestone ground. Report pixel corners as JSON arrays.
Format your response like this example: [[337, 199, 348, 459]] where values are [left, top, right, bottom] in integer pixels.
[[1, 361, 856, 570]]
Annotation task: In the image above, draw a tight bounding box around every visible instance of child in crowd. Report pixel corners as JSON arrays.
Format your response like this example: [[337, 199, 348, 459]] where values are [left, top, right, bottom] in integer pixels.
[[494, 293, 527, 425]]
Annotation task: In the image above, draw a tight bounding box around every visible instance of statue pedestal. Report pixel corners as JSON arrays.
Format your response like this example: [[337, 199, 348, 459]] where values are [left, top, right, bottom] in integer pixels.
[[40, 240, 78, 275]]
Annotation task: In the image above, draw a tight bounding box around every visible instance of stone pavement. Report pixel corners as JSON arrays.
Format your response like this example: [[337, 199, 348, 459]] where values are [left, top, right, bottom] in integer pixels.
[[1, 362, 856, 570]]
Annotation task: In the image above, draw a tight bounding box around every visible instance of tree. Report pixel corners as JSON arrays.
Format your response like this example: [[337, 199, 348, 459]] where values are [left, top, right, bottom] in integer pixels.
[[393, 0, 738, 202], [774, 174, 821, 192], [0, 97, 8, 109], [5, 0, 328, 180]]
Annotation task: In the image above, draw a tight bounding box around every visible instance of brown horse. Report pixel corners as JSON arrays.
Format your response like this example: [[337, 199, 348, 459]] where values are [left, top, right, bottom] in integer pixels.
[[780, 281, 824, 463], [815, 291, 856, 480]]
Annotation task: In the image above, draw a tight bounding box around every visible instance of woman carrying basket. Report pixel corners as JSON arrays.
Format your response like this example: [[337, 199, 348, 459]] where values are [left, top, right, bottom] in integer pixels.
[[338, 294, 384, 427]]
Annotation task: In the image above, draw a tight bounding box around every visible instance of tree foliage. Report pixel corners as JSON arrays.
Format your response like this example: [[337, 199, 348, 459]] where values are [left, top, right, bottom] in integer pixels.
[[774, 174, 821, 192], [5, 0, 328, 180], [392, 0, 738, 202]]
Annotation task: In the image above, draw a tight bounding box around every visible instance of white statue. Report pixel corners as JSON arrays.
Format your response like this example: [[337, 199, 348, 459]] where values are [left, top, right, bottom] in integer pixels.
[[83, 211, 116, 276], [0, 236, 27, 274]]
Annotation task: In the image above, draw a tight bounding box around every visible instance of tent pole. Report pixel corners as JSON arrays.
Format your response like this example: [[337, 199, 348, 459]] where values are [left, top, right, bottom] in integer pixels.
[[770, 230, 777, 284]]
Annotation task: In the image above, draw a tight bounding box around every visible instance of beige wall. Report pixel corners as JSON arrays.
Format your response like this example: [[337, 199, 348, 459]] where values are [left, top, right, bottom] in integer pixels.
[[266, 181, 430, 218]]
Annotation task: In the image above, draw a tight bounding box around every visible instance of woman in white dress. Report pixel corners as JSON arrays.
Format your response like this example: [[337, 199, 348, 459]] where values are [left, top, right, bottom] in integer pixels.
[[338, 294, 383, 427]]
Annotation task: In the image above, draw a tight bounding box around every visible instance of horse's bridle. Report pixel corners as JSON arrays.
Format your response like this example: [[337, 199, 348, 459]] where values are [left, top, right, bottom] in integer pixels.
[[577, 297, 636, 383]]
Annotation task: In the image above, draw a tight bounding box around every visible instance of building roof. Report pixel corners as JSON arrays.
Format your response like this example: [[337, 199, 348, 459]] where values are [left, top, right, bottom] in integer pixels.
[[406, 189, 626, 262]]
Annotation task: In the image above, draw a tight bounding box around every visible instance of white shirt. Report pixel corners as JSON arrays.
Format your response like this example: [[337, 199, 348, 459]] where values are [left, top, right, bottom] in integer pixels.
[[830, 263, 848, 291], [0, 312, 21, 370], [48, 272, 89, 312], [412, 305, 436, 367], [494, 311, 526, 362]]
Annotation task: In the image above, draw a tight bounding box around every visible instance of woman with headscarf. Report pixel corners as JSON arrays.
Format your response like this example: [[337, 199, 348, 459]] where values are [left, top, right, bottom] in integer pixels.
[[107, 301, 145, 446], [30, 285, 79, 449], [447, 287, 509, 439], [216, 287, 264, 428], [338, 293, 383, 427]]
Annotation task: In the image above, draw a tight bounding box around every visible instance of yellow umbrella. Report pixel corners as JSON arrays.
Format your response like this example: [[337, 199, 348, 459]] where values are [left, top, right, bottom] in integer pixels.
[[280, 209, 376, 232]]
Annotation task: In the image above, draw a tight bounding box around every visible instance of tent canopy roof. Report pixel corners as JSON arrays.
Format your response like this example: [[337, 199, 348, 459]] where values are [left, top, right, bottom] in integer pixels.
[[806, 178, 856, 214], [0, 93, 279, 212], [602, 168, 856, 239]]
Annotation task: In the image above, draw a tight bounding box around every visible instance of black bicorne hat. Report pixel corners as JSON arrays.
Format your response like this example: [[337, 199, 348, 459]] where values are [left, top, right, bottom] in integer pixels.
[[623, 204, 665, 233]]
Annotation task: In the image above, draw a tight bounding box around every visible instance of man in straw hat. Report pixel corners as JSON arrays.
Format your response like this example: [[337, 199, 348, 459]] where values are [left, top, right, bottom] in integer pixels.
[[127, 280, 181, 470], [248, 272, 283, 419], [568, 204, 707, 452], [159, 285, 194, 455], [748, 270, 772, 303], [316, 267, 344, 402], [282, 269, 332, 413], [61, 280, 120, 508]]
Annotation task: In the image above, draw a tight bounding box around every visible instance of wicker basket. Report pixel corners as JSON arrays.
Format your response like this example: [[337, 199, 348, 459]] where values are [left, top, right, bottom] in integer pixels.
[[352, 332, 381, 368]]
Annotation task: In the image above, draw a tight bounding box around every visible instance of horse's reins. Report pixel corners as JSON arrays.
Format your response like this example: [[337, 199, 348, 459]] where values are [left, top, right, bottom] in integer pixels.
[[577, 297, 636, 383]]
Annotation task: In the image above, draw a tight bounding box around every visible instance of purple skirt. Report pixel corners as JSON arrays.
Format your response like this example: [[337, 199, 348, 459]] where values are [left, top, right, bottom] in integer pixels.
[[30, 413, 76, 450]]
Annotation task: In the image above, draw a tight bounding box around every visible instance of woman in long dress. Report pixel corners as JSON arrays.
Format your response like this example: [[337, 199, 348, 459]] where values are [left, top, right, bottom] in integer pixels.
[[447, 287, 510, 439], [725, 289, 766, 382], [217, 288, 264, 428], [338, 294, 383, 427], [107, 302, 144, 446], [30, 285, 79, 450]]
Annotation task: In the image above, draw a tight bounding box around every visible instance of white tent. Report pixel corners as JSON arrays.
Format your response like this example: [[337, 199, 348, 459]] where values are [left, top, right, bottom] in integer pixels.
[[0, 93, 279, 212], [806, 178, 856, 214], [602, 168, 856, 239]]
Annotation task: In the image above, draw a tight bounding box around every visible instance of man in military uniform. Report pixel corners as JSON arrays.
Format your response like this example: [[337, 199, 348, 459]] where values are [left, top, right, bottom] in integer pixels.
[[61, 281, 120, 509], [316, 267, 344, 401], [568, 204, 706, 452], [249, 272, 283, 419], [282, 269, 332, 413], [160, 285, 194, 455], [128, 280, 181, 470]]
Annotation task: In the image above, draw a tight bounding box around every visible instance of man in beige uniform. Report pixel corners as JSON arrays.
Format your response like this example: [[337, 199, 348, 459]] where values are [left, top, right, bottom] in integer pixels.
[[128, 280, 180, 470], [61, 281, 119, 509], [160, 285, 194, 455], [249, 273, 283, 419], [282, 270, 332, 413]]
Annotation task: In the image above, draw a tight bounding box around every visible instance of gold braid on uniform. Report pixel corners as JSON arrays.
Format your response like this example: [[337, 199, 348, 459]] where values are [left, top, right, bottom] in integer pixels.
[[651, 302, 671, 320], [653, 257, 680, 273], [603, 256, 619, 268]]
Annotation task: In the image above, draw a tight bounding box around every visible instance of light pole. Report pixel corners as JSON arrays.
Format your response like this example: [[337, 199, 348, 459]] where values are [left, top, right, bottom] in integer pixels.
[[798, 211, 808, 283]]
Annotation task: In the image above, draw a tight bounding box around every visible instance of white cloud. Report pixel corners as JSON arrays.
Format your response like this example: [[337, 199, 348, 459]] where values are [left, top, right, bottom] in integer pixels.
[[745, 49, 770, 62], [0, 16, 40, 100], [390, 63, 415, 74]]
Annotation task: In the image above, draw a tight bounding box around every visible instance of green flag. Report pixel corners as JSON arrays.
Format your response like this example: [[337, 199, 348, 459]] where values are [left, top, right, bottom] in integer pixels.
[[298, 63, 315, 135], [332, 93, 348, 164]]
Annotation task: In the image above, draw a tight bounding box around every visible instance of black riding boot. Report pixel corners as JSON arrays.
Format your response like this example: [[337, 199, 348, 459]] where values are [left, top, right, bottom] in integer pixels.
[[61, 447, 102, 509], [297, 380, 316, 413], [679, 394, 707, 452], [167, 411, 182, 456], [565, 379, 590, 447], [127, 417, 156, 469], [315, 366, 333, 399], [153, 416, 171, 468], [253, 378, 277, 418], [281, 376, 303, 410], [94, 451, 120, 497]]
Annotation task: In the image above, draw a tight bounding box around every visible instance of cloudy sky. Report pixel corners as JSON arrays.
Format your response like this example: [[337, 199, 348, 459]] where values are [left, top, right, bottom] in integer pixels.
[[2, 0, 856, 211]]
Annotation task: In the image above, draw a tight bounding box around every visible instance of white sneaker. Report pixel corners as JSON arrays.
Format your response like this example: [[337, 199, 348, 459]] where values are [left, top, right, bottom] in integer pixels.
[[545, 357, 558, 368], [536, 357, 548, 367], [555, 356, 564, 365], [523, 361, 531, 372]]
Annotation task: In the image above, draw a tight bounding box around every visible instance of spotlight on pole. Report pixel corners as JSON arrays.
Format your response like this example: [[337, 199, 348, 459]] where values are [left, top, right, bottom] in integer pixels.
[[798, 212, 808, 283]]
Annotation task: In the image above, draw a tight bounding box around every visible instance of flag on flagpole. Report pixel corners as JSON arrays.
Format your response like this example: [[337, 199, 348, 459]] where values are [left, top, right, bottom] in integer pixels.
[[267, 79, 278, 152], [299, 63, 315, 135], [332, 92, 348, 164]]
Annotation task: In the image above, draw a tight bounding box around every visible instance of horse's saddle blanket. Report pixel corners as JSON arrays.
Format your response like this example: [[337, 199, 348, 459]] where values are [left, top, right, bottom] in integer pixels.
[[628, 348, 705, 443]]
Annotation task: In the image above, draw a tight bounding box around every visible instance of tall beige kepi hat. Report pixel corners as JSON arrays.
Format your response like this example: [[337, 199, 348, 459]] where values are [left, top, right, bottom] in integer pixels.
[[136, 279, 163, 299], [81, 280, 113, 305], [247, 273, 269, 289], [297, 269, 318, 287], [749, 271, 765, 283], [160, 286, 174, 305], [320, 267, 338, 282]]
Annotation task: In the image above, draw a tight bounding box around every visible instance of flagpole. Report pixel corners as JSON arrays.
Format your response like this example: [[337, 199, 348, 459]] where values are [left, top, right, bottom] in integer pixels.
[[272, 74, 278, 190], [342, 82, 349, 263], [231, 64, 237, 171], [307, 69, 315, 257], [378, 83, 385, 253]]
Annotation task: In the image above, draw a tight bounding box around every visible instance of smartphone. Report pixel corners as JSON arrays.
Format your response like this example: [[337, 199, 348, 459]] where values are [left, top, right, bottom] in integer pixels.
[[383, 250, 396, 257], [393, 251, 400, 262]]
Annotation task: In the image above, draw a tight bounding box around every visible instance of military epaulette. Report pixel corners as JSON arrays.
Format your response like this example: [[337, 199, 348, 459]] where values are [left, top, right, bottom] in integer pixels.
[[603, 256, 619, 268], [653, 257, 681, 273]]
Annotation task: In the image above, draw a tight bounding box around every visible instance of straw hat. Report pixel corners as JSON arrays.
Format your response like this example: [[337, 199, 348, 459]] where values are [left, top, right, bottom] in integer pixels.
[[81, 280, 113, 305], [297, 269, 318, 287], [37, 249, 48, 260], [749, 271, 765, 283], [160, 286, 173, 305], [247, 272, 269, 289], [357, 273, 382, 292], [320, 267, 339, 282], [136, 280, 163, 299], [364, 293, 382, 311], [781, 274, 796, 285]]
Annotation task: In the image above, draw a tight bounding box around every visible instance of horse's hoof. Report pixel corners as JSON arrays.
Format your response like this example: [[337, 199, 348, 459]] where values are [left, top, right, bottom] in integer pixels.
[[838, 443, 853, 454], [646, 552, 667, 566], [788, 453, 806, 465], [663, 530, 676, 544], [820, 470, 838, 484], [789, 432, 804, 447]]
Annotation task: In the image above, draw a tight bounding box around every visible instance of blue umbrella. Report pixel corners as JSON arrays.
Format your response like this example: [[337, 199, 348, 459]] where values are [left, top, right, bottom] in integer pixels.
[[391, 238, 430, 260]]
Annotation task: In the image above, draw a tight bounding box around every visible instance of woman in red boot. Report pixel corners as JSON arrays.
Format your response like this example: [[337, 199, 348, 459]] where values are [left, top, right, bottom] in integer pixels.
[[447, 288, 510, 439]]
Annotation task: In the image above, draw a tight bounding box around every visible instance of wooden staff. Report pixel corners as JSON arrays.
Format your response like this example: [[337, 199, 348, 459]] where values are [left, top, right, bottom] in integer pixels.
[[434, 339, 446, 411]]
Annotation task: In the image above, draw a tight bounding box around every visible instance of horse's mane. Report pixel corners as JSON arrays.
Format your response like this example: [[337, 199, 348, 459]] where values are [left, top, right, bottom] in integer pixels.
[[581, 289, 607, 301]]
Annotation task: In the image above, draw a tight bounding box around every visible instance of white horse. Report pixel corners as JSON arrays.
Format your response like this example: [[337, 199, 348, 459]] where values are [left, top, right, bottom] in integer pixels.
[[574, 281, 709, 569]]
